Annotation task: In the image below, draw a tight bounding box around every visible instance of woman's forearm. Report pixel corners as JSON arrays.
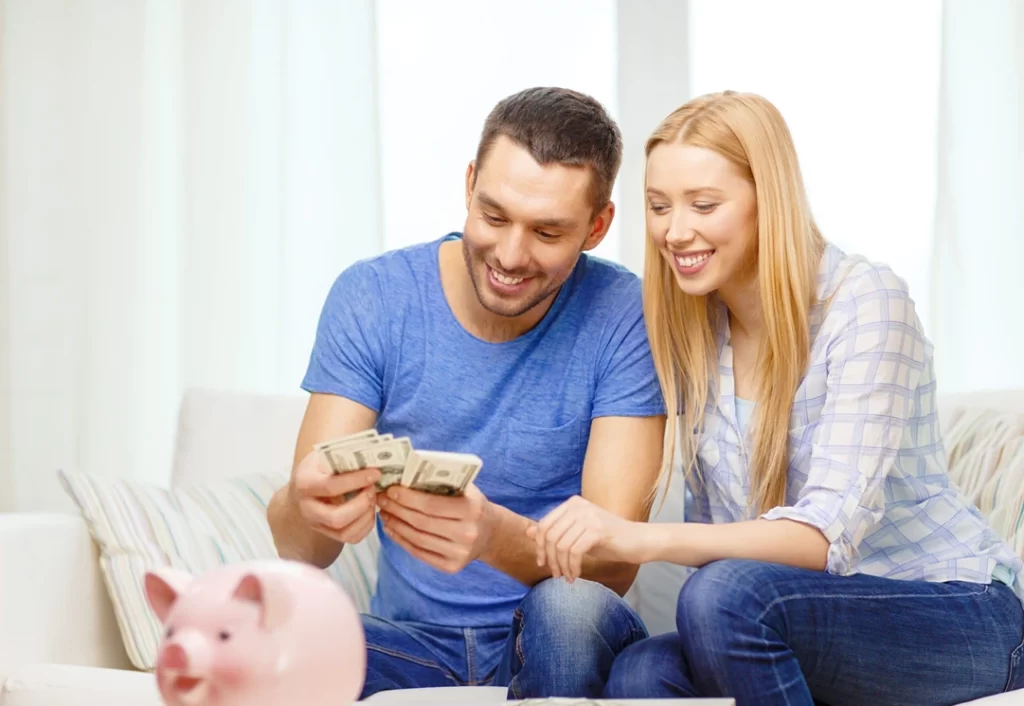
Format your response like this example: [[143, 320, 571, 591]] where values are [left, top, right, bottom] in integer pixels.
[[636, 518, 830, 572]]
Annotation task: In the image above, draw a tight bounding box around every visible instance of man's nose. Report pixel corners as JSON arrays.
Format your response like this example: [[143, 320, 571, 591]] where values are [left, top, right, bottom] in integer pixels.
[[493, 230, 530, 273]]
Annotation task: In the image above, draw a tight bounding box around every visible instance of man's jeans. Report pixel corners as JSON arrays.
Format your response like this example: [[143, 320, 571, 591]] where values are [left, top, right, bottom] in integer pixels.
[[604, 559, 1024, 706], [360, 578, 648, 699]]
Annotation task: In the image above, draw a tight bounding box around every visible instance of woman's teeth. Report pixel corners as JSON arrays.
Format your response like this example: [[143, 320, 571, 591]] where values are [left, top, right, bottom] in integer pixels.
[[676, 252, 711, 268]]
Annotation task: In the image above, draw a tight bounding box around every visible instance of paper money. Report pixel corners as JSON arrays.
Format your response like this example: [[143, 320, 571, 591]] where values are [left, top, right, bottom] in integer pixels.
[[319, 434, 410, 489], [316, 433, 393, 463], [401, 449, 482, 496], [313, 428, 377, 451], [315, 429, 482, 496]]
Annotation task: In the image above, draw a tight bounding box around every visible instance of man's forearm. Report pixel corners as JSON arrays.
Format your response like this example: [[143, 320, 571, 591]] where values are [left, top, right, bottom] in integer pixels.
[[480, 503, 638, 595], [267, 487, 344, 569]]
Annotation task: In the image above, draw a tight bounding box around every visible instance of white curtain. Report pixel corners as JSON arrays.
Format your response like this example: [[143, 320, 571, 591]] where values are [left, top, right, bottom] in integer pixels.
[[931, 0, 1024, 395], [0, 0, 382, 511], [11, 0, 1016, 516]]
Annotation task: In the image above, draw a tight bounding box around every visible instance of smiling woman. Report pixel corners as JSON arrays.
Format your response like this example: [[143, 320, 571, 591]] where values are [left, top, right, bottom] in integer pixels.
[[530, 90, 1024, 706]]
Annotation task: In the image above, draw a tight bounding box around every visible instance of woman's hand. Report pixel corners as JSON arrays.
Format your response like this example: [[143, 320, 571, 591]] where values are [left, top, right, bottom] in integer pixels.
[[526, 495, 646, 582]]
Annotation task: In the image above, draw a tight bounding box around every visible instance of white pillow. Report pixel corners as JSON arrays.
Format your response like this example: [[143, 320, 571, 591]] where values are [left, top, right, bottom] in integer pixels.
[[57, 468, 379, 671]]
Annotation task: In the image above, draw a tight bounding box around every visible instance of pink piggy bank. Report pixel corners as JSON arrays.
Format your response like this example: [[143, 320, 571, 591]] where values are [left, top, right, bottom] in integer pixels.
[[143, 559, 365, 706]]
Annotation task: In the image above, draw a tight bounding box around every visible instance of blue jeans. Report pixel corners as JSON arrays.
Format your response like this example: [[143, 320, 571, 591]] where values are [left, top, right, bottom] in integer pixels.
[[604, 559, 1024, 706], [360, 577, 648, 699]]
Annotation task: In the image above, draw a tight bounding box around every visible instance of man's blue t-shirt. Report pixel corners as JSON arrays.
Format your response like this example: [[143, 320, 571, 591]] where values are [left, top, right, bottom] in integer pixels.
[[301, 233, 664, 628]]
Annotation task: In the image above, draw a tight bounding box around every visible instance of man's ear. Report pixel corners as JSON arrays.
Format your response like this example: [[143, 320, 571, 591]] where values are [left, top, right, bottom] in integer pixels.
[[465, 161, 477, 211], [583, 201, 615, 252]]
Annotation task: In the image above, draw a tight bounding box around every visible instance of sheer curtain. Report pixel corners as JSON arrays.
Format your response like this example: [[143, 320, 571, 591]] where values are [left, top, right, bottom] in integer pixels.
[[688, 0, 942, 327], [6, 0, 1002, 518], [931, 0, 1024, 394], [0, 0, 382, 511]]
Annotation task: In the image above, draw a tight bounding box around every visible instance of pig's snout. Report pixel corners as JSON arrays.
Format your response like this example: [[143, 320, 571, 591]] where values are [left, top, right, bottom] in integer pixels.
[[161, 643, 189, 671], [158, 630, 214, 705], [160, 630, 211, 674]]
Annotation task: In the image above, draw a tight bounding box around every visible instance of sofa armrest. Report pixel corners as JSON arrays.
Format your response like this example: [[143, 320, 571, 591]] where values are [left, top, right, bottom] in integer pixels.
[[0, 513, 132, 685]]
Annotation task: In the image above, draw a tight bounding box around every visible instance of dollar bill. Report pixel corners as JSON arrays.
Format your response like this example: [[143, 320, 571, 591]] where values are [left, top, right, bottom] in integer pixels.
[[401, 449, 482, 496], [315, 431, 405, 494], [316, 429, 483, 497], [316, 432, 393, 459], [351, 437, 412, 489], [314, 428, 378, 453]]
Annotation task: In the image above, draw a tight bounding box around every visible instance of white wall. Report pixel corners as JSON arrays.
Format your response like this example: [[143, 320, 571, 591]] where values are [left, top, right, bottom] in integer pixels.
[[375, 0, 620, 261], [615, 0, 691, 275]]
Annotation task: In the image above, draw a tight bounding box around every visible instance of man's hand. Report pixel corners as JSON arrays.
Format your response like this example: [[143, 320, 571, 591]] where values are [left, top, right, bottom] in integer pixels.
[[377, 482, 497, 574], [290, 448, 383, 546]]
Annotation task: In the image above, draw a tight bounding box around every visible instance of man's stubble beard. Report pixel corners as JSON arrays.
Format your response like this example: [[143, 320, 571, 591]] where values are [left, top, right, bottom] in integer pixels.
[[461, 238, 568, 319]]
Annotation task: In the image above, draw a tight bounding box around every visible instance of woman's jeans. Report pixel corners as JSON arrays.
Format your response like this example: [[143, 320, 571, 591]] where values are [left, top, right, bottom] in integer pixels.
[[604, 559, 1024, 706]]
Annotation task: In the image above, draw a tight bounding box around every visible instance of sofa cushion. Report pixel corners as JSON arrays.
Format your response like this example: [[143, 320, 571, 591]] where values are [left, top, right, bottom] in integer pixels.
[[1, 664, 160, 706], [170, 388, 308, 488], [944, 406, 1024, 555], [56, 469, 378, 672], [625, 463, 693, 636]]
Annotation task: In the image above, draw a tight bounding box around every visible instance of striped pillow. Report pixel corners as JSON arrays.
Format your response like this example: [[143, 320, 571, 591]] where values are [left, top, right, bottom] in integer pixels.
[[56, 468, 379, 671], [944, 407, 1024, 555]]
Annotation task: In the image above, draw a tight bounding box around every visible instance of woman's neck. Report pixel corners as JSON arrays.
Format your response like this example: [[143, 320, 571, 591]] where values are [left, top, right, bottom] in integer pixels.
[[719, 275, 763, 401], [719, 275, 763, 341]]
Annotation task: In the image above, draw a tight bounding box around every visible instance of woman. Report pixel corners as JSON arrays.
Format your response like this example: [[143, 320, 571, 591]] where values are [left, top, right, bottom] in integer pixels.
[[527, 91, 1024, 705]]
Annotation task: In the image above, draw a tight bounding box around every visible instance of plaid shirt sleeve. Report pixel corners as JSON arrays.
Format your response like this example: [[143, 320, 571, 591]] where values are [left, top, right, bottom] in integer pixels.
[[760, 266, 929, 574]]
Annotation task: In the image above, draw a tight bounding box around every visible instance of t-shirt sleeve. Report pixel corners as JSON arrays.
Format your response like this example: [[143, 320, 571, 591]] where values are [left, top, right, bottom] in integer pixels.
[[300, 261, 387, 413], [591, 282, 666, 419]]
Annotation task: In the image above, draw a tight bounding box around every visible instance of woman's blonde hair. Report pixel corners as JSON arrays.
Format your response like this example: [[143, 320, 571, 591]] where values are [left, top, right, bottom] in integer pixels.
[[644, 91, 826, 515]]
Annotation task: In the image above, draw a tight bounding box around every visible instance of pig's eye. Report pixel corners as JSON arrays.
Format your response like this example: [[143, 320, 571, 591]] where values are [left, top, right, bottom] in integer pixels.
[[218, 630, 231, 641], [165, 626, 175, 639]]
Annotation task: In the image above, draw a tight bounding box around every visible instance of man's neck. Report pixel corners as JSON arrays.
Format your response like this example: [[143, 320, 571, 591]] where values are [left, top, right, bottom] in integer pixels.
[[438, 239, 554, 343]]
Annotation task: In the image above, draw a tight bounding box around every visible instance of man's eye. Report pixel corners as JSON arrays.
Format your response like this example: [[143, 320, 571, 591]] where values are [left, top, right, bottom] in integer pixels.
[[483, 213, 505, 225], [537, 231, 558, 240]]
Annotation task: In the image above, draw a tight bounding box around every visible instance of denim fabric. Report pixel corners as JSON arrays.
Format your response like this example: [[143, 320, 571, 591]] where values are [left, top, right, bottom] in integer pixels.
[[360, 578, 647, 700], [604, 559, 1024, 706]]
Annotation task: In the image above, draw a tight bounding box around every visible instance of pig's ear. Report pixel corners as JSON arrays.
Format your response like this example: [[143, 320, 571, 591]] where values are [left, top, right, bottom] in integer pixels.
[[232, 573, 291, 632], [144, 568, 192, 623]]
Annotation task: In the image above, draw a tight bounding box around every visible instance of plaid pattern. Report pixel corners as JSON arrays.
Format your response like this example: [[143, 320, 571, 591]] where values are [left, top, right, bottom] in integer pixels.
[[687, 243, 1024, 600]]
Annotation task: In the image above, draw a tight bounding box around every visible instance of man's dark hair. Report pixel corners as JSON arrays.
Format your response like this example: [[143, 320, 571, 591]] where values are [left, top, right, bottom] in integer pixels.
[[474, 87, 623, 217]]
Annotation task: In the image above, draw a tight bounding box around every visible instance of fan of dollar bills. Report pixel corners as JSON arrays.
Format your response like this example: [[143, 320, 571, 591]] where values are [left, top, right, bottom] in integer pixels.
[[314, 429, 483, 497]]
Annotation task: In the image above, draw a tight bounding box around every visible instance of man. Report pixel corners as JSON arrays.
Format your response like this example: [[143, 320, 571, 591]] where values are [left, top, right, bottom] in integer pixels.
[[267, 86, 665, 699]]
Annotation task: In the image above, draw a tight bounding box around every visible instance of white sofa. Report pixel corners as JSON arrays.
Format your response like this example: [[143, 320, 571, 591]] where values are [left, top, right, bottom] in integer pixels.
[[2, 388, 1024, 705]]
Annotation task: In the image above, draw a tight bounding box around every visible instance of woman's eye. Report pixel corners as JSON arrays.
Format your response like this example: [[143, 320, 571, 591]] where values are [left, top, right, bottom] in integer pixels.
[[693, 203, 717, 214], [648, 204, 669, 214]]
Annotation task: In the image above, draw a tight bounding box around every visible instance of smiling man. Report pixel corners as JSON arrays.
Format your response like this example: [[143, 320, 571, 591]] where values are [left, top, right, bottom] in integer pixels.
[[267, 87, 666, 700]]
